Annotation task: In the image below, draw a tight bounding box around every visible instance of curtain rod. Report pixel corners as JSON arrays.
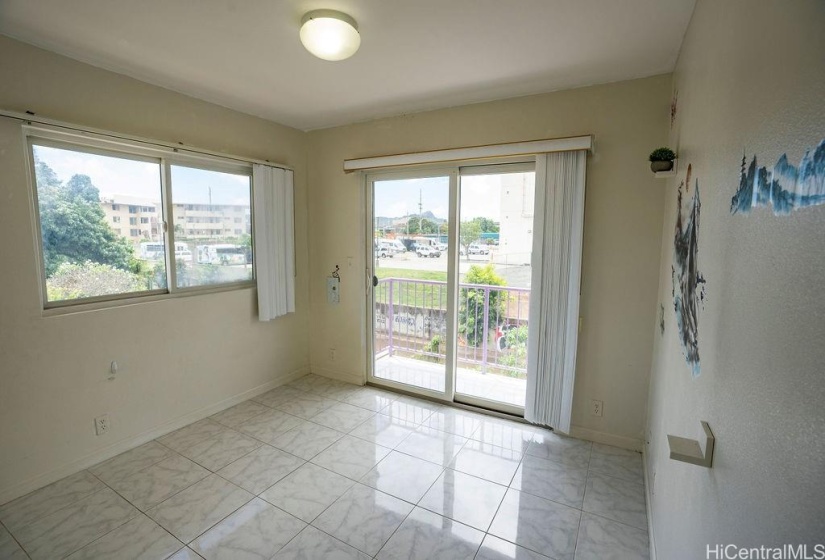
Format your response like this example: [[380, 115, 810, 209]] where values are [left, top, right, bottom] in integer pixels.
[[0, 109, 292, 171]]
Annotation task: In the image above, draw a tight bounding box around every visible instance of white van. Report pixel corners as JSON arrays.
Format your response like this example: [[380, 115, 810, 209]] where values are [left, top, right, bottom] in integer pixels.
[[197, 244, 246, 265], [139, 242, 165, 260], [377, 239, 406, 255], [139, 242, 192, 262]]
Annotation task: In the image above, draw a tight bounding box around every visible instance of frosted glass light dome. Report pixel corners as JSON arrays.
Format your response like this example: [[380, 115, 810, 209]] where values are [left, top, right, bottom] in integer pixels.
[[300, 10, 361, 61]]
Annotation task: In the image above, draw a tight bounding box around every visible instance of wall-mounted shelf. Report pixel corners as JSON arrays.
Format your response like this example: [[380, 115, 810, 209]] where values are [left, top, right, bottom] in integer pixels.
[[667, 420, 714, 468], [653, 159, 678, 179]]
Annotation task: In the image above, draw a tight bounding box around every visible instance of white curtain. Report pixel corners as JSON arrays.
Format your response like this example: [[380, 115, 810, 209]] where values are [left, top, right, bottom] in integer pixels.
[[253, 164, 295, 321], [525, 150, 587, 432]]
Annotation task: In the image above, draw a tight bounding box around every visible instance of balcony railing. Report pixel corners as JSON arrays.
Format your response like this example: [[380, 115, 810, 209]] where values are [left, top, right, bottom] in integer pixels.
[[374, 277, 530, 378]]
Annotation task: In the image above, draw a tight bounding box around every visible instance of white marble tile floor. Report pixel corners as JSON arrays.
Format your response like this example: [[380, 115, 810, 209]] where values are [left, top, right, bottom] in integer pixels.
[[0, 374, 649, 559]]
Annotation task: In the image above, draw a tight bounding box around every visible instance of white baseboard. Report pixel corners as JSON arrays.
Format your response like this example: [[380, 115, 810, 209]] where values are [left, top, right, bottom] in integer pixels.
[[568, 425, 644, 452], [310, 366, 365, 386], [642, 446, 657, 560], [0, 365, 309, 506]]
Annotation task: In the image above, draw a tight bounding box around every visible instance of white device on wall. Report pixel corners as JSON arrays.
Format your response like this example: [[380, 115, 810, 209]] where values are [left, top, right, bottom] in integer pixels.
[[327, 276, 340, 304]]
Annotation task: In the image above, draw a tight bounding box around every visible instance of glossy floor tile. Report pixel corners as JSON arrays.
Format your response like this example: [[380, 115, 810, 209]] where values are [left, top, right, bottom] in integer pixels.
[[417, 469, 507, 531], [107, 454, 211, 511], [0, 375, 649, 559], [190, 498, 305, 560], [259, 463, 354, 523], [395, 426, 467, 466], [273, 525, 370, 560], [147, 474, 253, 543], [0, 524, 27, 560], [376, 506, 484, 560], [20, 488, 138, 560], [64, 514, 181, 560], [311, 483, 412, 556], [217, 444, 304, 495], [310, 435, 391, 479], [268, 420, 344, 460], [360, 451, 444, 503], [488, 488, 581, 560], [0, 470, 104, 536], [575, 512, 650, 560]]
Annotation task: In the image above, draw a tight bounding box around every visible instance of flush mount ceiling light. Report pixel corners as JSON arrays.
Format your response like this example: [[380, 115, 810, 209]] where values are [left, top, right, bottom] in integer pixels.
[[300, 9, 361, 61]]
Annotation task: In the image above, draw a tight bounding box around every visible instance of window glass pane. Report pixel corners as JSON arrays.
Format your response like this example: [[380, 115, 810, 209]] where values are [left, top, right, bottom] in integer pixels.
[[32, 144, 166, 303], [170, 165, 253, 288]]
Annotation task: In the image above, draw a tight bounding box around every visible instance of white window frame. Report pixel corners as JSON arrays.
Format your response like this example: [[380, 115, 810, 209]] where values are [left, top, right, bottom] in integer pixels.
[[25, 125, 256, 312]]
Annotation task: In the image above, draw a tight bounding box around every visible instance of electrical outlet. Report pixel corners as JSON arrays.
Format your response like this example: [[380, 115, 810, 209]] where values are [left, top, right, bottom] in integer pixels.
[[94, 414, 110, 436], [591, 399, 603, 417], [328, 348, 336, 361]]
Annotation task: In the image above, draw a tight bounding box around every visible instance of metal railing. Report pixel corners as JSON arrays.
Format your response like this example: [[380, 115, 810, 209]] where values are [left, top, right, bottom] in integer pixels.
[[374, 277, 530, 377]]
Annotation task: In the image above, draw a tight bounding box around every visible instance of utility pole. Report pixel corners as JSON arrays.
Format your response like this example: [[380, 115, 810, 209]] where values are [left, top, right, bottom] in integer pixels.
[[418, 188, 423, 234]]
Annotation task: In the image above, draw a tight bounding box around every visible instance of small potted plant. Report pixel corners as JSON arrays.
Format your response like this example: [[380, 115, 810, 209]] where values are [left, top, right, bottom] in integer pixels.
[[649, 147, 677, 172]]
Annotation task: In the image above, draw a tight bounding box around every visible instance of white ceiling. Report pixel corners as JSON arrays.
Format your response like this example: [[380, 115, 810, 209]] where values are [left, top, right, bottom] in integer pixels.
[[0, 0, 695, 131]]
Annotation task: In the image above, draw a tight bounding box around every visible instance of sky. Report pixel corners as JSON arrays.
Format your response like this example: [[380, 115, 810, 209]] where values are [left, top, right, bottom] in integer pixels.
[[33, 145, 250, 206], [374, 175, 507, 221]]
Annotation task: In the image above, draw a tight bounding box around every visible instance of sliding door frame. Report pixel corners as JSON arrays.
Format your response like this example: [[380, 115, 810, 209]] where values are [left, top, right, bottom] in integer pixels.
[[365, 166, 459, 403], [364, 157, 536, 414]]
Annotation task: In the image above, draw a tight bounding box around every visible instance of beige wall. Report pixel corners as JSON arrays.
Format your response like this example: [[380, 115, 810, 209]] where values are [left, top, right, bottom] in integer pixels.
[[645, 1, 825, 556], [307, 75, 671, 448], [0, 36, 310, 503]]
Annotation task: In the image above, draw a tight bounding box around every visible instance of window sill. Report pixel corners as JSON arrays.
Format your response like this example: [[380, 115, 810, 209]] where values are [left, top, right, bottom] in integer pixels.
[[42, 282, 256, 317]]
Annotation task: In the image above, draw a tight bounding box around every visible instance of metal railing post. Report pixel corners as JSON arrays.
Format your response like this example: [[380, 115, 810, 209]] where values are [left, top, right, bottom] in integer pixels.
[[481, 285, 490, 374], [388, 279, 394, 357]]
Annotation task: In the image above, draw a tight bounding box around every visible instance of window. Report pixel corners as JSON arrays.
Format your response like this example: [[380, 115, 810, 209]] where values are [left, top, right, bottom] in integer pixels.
[[170, 164, 253, 288], [29, 134, 254, 308]]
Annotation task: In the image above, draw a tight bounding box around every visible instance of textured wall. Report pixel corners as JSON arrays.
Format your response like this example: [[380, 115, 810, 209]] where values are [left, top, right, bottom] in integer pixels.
[[0, 36, 310, 503], [307, 75, 670, 448], [645, 1, 825, 556]]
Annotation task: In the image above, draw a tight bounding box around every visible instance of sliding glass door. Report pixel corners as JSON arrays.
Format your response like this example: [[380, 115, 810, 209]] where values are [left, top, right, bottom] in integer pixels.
[[367, 163, 535, 414], [368, 171, 457, 400]]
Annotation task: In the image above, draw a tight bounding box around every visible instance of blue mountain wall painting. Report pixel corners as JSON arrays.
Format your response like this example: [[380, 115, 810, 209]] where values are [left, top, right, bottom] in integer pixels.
[[731, 138, 825, 215], [672, 164, 706, 377]]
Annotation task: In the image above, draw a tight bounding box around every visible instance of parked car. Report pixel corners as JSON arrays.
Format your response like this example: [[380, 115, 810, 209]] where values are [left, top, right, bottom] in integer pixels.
[[416, 246, 441, 258], [468, 243, 490, 255], [375, 246, 393, 258]]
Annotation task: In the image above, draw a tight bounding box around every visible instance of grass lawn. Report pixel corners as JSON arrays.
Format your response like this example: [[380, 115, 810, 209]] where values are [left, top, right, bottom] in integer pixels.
[[374, 268, 447, 308], [374, 268, 447, 281]]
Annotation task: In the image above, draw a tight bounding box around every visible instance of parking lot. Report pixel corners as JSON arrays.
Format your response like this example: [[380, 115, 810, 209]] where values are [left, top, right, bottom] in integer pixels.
[[374, 248, 531, 287]]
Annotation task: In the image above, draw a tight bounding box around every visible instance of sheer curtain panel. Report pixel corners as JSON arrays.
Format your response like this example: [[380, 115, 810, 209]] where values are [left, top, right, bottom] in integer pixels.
[[525, 150, 587, 432], [253, 164, 295, 321]]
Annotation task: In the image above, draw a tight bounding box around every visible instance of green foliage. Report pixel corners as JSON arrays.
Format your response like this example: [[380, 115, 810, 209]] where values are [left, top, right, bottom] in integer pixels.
[[470, 216, 499, 234], [459, 220, 482, 254], [459, 264, 506, 347], [498, 325, 529, 373], [46, 261, 142, 301], [34, 158, 136, 277], [649, 147, 676, 162], [422, 335, 443, 362], [406, 217, 438, 235]]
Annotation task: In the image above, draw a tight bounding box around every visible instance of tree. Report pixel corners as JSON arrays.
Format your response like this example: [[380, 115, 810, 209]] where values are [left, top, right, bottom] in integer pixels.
[[459, 220, 482, 255], [34, 159, 136, 277], [47, 261, 141, 301], [459, 264, 506, 347], [471, 217, 499, 234]]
